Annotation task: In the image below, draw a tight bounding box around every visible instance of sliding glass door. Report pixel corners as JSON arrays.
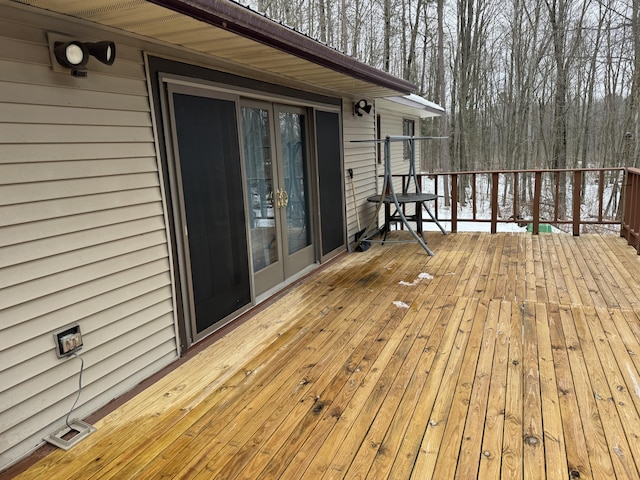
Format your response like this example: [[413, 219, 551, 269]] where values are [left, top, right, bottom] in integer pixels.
[[166, 85, 251, 338], [242, 102, 315, 295]]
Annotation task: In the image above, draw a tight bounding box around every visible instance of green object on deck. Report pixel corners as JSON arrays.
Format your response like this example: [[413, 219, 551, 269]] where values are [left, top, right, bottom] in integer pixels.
[[527, 223, 552, 233]]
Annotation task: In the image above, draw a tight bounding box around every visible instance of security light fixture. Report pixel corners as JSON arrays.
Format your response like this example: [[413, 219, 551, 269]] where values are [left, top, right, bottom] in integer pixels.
[[54, 41, 89, 76], [52, 38, 116, 77], [354, 99, 372, 116], [86, 41, 116, 66]]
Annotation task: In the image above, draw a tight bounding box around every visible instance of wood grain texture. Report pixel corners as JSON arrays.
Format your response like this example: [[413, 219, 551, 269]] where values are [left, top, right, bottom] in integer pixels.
[[13, 233, 640, 480]]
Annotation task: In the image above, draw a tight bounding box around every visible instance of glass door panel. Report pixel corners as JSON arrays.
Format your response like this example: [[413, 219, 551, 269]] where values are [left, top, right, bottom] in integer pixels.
[[241, 106, 279, 272], [279, 111, 311, 256], [241, 103, 315, 296]]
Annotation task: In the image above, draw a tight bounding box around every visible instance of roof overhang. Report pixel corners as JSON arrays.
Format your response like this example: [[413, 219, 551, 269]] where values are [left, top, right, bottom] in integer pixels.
[[381, 94, 446, 118], [11, 0, 417, 98]]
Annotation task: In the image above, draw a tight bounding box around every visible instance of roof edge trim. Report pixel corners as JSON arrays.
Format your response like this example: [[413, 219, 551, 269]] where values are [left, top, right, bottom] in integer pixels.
[[384, 94, 445, 117], [149, 0, 416, 95]]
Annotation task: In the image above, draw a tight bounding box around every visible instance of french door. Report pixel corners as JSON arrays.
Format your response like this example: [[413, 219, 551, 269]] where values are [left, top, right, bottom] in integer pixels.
[[241, 101, 315, 295]]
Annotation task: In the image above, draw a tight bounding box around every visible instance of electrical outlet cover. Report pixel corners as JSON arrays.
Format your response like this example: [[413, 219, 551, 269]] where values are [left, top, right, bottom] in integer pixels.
[[54, 324, 83, 358], [44, 419, 96, 450]]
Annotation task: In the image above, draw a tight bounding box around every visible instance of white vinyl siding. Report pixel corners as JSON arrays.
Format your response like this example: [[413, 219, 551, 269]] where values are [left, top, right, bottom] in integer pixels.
[[0, 4, 178, 469], [376, 106, 422, 222], [342, 100, 423, 244], [342, 100, 377, 245]]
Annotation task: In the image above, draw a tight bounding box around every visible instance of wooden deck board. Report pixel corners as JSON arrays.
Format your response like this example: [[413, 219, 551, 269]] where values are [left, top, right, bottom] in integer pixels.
[[11, 233, 640, 480]]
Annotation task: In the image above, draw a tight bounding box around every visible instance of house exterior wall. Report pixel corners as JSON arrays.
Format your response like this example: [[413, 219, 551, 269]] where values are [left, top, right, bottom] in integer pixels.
[[341, 100, 423, 243], [376, 104, 422, 222], [341, 101, 377, 245], [0, 1, 419, 470], [341, 102, 424, 246], [0, 4, 179, 469]]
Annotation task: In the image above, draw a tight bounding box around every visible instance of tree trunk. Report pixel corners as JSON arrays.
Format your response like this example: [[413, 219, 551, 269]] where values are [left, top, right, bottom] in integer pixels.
[[317, 0, 327, 43], [404, 0, 425, 83], [436, 0, 451, 206], [631, 0, 640, 167], [383, 0, 391, 72], [547, 0, 568, 218]]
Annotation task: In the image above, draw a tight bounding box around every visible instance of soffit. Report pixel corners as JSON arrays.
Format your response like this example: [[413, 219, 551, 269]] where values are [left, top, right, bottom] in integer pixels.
[[13, 0, 415, 98], [380, 95, 445, 118]]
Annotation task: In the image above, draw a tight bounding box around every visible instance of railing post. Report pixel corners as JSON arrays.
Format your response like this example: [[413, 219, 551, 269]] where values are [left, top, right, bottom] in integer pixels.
[[451, 174, 458, 234], [631, 170, 640, 255], [554, 172, 560, 222], [533, 171, 541, 235], [513, 172, 519, 222], [434, 175, 439, 218], [491, 172, 498, 234], [621, 169, 630, 239], [573, 170, 581, 236], [472, 173, 477, 220], [626, 169, 640, 253], [598, 170, 604, 222]]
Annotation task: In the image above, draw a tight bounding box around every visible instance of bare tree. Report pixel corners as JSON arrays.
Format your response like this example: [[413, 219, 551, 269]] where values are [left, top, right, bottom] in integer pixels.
[[383, 0, 391, 71], [247, 0, 638, 178]]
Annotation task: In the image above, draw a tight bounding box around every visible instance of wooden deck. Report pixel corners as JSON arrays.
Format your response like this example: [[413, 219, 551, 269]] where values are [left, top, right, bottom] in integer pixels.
[[12, 233, 640, 480]]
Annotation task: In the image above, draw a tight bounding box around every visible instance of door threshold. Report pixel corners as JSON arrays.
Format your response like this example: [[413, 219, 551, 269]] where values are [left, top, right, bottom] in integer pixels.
[[255, 263, 319, 305]]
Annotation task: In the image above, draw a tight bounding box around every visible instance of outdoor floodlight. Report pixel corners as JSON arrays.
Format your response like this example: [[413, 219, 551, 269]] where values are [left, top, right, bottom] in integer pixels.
[[54, 41, 89, 76], [86, 41, 116, 66], [53, 40, 116, 77], [354, 99, 372, 116]]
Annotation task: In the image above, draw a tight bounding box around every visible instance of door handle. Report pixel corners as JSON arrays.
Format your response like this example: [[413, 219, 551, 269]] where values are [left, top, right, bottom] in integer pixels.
[[276, 188, 289, 208]]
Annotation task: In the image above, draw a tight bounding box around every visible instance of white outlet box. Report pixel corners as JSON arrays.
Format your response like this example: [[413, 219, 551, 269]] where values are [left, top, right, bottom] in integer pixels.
[[54, 325, 83, 357]]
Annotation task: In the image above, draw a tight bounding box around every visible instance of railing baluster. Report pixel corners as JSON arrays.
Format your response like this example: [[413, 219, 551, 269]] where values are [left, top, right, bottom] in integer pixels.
[[533, 171, 542, 235], [491, 172, 498, 234], [451, 174, 458, 234], [598, 170, 604, 222], [472, 173, 477, 220], [398, 167, 629, 241], [623, 168, 640, 254], [573, 170, 581, 236], [513, 172, 519, 222], [554, 172, 560, 222], [434, 174, 439, 218]]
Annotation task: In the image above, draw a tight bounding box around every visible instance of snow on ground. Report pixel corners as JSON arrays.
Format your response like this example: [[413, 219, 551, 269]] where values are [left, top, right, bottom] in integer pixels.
[[421, 220, 528, 233]]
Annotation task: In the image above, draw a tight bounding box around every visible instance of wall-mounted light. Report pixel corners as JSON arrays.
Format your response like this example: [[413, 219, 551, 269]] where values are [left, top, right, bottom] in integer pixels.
[[354, 99, 372, 116], [86, 41, 116, 66], [54, 41, 89, 77], [51, 36, 116, 77]]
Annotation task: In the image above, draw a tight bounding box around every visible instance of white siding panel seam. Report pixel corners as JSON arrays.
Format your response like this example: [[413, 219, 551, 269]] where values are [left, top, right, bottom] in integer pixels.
[[0, 294, 174, 380], [0, 283, 174, 367], [0, 188, 163, 226], [0, 314, 175, 415], [0, 80, 151, 111], [1, 244, 169, 305], [1, 264, 172, 332], [0, 203, 164, 247]]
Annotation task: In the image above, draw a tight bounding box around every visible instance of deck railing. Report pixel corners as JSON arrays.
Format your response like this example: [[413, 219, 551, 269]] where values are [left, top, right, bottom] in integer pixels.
[[622, 167, 640, 254], [388, 167, 639, 255]]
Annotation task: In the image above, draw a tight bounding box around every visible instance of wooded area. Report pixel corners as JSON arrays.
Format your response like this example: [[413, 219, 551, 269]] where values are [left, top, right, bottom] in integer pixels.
[[250, 0, 640, 176]]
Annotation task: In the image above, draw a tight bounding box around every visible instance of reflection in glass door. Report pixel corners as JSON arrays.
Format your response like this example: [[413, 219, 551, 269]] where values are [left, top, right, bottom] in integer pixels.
[[242, 103, 315, 295], [242, 106, 279, 272], [242, 104, 284, 294], [280, 110, 311, 257]]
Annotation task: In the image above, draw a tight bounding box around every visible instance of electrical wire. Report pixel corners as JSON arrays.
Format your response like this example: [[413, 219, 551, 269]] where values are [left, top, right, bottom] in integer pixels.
[[65, 352, 84, 430]]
